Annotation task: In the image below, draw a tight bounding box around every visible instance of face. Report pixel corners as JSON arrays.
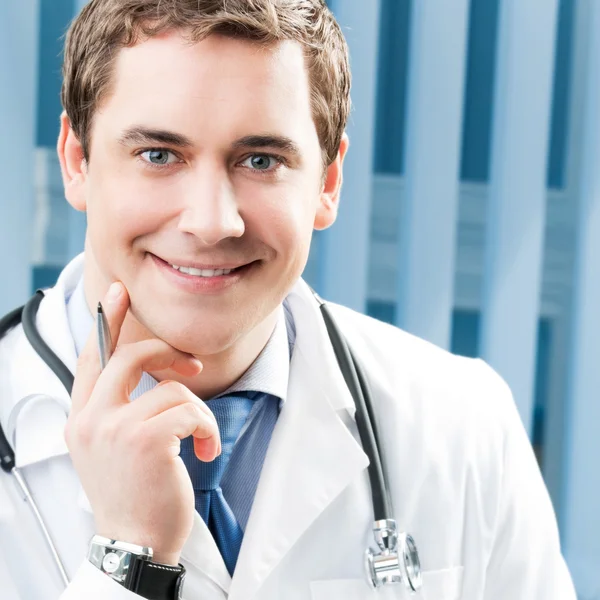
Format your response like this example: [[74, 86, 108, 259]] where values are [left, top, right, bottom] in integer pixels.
[[60, 31, 347, 357]]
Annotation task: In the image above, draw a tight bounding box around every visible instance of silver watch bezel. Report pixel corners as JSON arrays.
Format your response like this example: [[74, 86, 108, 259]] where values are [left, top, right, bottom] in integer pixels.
[[88, 535, 153, 585]]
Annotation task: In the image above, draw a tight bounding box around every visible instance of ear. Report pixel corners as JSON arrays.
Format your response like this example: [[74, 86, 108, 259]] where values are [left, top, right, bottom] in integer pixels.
[[314, 133, 349, 231], [57, 111, 88, 212]]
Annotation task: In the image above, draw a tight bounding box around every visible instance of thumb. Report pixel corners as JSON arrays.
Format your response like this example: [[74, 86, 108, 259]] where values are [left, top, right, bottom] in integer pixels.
[[98, 282, 129, 356], [70, 282, 129, 414]]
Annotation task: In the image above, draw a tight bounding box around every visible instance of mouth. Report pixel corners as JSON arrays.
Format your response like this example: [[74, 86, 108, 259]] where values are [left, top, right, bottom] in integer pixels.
[[149, 253, 258, 292]]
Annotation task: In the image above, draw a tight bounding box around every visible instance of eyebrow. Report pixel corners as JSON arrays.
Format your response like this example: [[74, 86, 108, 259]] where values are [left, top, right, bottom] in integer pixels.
[[118, 127, 194, 148], [232, 135, 302, 160]]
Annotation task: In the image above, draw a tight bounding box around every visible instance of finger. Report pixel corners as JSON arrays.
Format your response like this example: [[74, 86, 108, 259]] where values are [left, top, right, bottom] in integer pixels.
[[70, 282, 129, 416], [123, 380, 216, 424], [145, 402, 221, 461], [87, 339, 203, 410]]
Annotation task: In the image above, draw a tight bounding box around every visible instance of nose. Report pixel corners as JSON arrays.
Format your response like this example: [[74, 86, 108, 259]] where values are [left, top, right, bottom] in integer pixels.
[[177, 164, 245, 246]]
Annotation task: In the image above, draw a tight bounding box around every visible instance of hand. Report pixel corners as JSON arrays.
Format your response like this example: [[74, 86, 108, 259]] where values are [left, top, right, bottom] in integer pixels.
[[65, 282, 221, 565]]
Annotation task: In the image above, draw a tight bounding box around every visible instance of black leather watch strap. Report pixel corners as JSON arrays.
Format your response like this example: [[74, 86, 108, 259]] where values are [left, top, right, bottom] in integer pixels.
[[131, 560, 186, 600]]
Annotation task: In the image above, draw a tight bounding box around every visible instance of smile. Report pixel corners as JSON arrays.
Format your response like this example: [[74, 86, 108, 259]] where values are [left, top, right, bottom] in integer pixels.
[[150, 253, 257, 294]]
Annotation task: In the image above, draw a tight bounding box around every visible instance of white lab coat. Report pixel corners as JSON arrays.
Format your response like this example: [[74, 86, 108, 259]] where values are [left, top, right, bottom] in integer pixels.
[[0, 255, 576, 600]]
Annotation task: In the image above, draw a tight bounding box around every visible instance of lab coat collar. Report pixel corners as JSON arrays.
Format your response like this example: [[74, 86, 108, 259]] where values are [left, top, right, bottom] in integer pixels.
[[283, 278, 357, 415]]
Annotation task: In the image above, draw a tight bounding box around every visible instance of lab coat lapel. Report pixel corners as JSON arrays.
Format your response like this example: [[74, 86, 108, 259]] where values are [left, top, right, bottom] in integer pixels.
[[228, 281, 370, 600]]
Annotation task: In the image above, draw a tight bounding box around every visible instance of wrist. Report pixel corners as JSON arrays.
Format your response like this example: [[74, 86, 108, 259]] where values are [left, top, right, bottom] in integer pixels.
[[95, 528, 182, 566], [152, 552, 181, 567]]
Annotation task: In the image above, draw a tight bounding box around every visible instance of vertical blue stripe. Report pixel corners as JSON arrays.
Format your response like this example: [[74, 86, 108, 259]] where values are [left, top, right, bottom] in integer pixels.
[[459, 0, 500, 183], [373, 0, 412, 175], [36, 0, 74, 148], [394, 0, 470, 349], [479, 0, 559, 435], [546, 0, 575, 189]]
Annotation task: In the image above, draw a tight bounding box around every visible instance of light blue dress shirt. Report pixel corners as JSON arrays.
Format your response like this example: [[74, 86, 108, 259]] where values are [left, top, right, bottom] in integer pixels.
[[65, 276, 295, 531]]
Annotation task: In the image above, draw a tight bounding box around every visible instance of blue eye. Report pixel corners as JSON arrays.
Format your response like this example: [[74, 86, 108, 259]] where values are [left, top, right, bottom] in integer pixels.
[[140, 149, 178, 165], [242, 155, 278, 171]]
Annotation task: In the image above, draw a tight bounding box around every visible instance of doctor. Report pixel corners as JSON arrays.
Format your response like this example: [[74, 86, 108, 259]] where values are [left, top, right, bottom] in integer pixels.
[[0, 0, 576, 598]]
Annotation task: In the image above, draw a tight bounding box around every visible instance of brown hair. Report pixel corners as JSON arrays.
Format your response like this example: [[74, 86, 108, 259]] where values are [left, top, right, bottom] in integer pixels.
[[61, 0, 351, 166]]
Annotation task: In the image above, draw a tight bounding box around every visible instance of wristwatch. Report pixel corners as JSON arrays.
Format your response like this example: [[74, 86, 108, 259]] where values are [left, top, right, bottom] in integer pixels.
[[88, 535, 186, 599]]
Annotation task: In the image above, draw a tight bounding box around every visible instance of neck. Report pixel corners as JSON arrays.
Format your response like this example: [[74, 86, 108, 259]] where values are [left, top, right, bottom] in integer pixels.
[[153, 317, 277, 399]]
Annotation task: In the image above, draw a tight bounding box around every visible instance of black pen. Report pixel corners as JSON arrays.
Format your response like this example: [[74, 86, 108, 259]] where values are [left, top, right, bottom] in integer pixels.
[[96, 302, 113, 370]]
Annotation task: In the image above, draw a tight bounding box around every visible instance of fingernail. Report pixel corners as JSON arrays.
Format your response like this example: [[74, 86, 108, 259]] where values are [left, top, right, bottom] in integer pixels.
[[106, 282, 122, 303]]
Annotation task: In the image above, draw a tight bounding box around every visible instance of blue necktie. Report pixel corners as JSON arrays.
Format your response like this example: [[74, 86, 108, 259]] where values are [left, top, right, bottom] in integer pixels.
[[180, 393, 254, 575]]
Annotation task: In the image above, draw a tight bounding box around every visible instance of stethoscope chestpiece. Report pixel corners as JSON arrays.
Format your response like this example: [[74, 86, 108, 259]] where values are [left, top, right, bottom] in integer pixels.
[[365, 519, 422, 592]]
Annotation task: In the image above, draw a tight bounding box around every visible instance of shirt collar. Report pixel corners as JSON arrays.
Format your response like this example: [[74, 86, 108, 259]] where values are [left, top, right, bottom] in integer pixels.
[[67, 275, 294, 403]]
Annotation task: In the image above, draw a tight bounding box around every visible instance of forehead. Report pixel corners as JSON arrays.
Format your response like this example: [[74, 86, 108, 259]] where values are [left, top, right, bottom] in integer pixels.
[[94, 31, 318, 147]]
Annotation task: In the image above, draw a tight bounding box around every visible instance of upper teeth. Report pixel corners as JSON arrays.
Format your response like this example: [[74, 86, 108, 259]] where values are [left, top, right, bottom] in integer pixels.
[[171, 265, 234, 277]]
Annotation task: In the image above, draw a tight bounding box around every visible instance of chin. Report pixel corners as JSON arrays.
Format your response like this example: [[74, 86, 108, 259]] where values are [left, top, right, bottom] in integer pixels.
[[155, 320, 241, 356]]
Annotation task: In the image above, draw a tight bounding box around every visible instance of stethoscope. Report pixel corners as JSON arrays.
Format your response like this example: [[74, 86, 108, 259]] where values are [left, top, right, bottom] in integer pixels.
[[0, 288, 422, 592]]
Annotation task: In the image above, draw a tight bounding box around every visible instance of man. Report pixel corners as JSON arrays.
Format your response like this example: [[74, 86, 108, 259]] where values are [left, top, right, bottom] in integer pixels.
[[0, 0, 576, 598]]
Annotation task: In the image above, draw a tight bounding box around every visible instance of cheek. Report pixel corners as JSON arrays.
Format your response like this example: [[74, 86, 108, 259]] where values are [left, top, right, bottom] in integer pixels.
[[86, 168, 178, 242], [244, 186, 315, 256]]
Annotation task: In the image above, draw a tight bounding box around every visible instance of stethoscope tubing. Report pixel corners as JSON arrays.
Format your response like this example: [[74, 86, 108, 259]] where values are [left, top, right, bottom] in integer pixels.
[[22, 291, 75, 394], [12, 466, 70, 586], [315, 296, 391, 520]]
